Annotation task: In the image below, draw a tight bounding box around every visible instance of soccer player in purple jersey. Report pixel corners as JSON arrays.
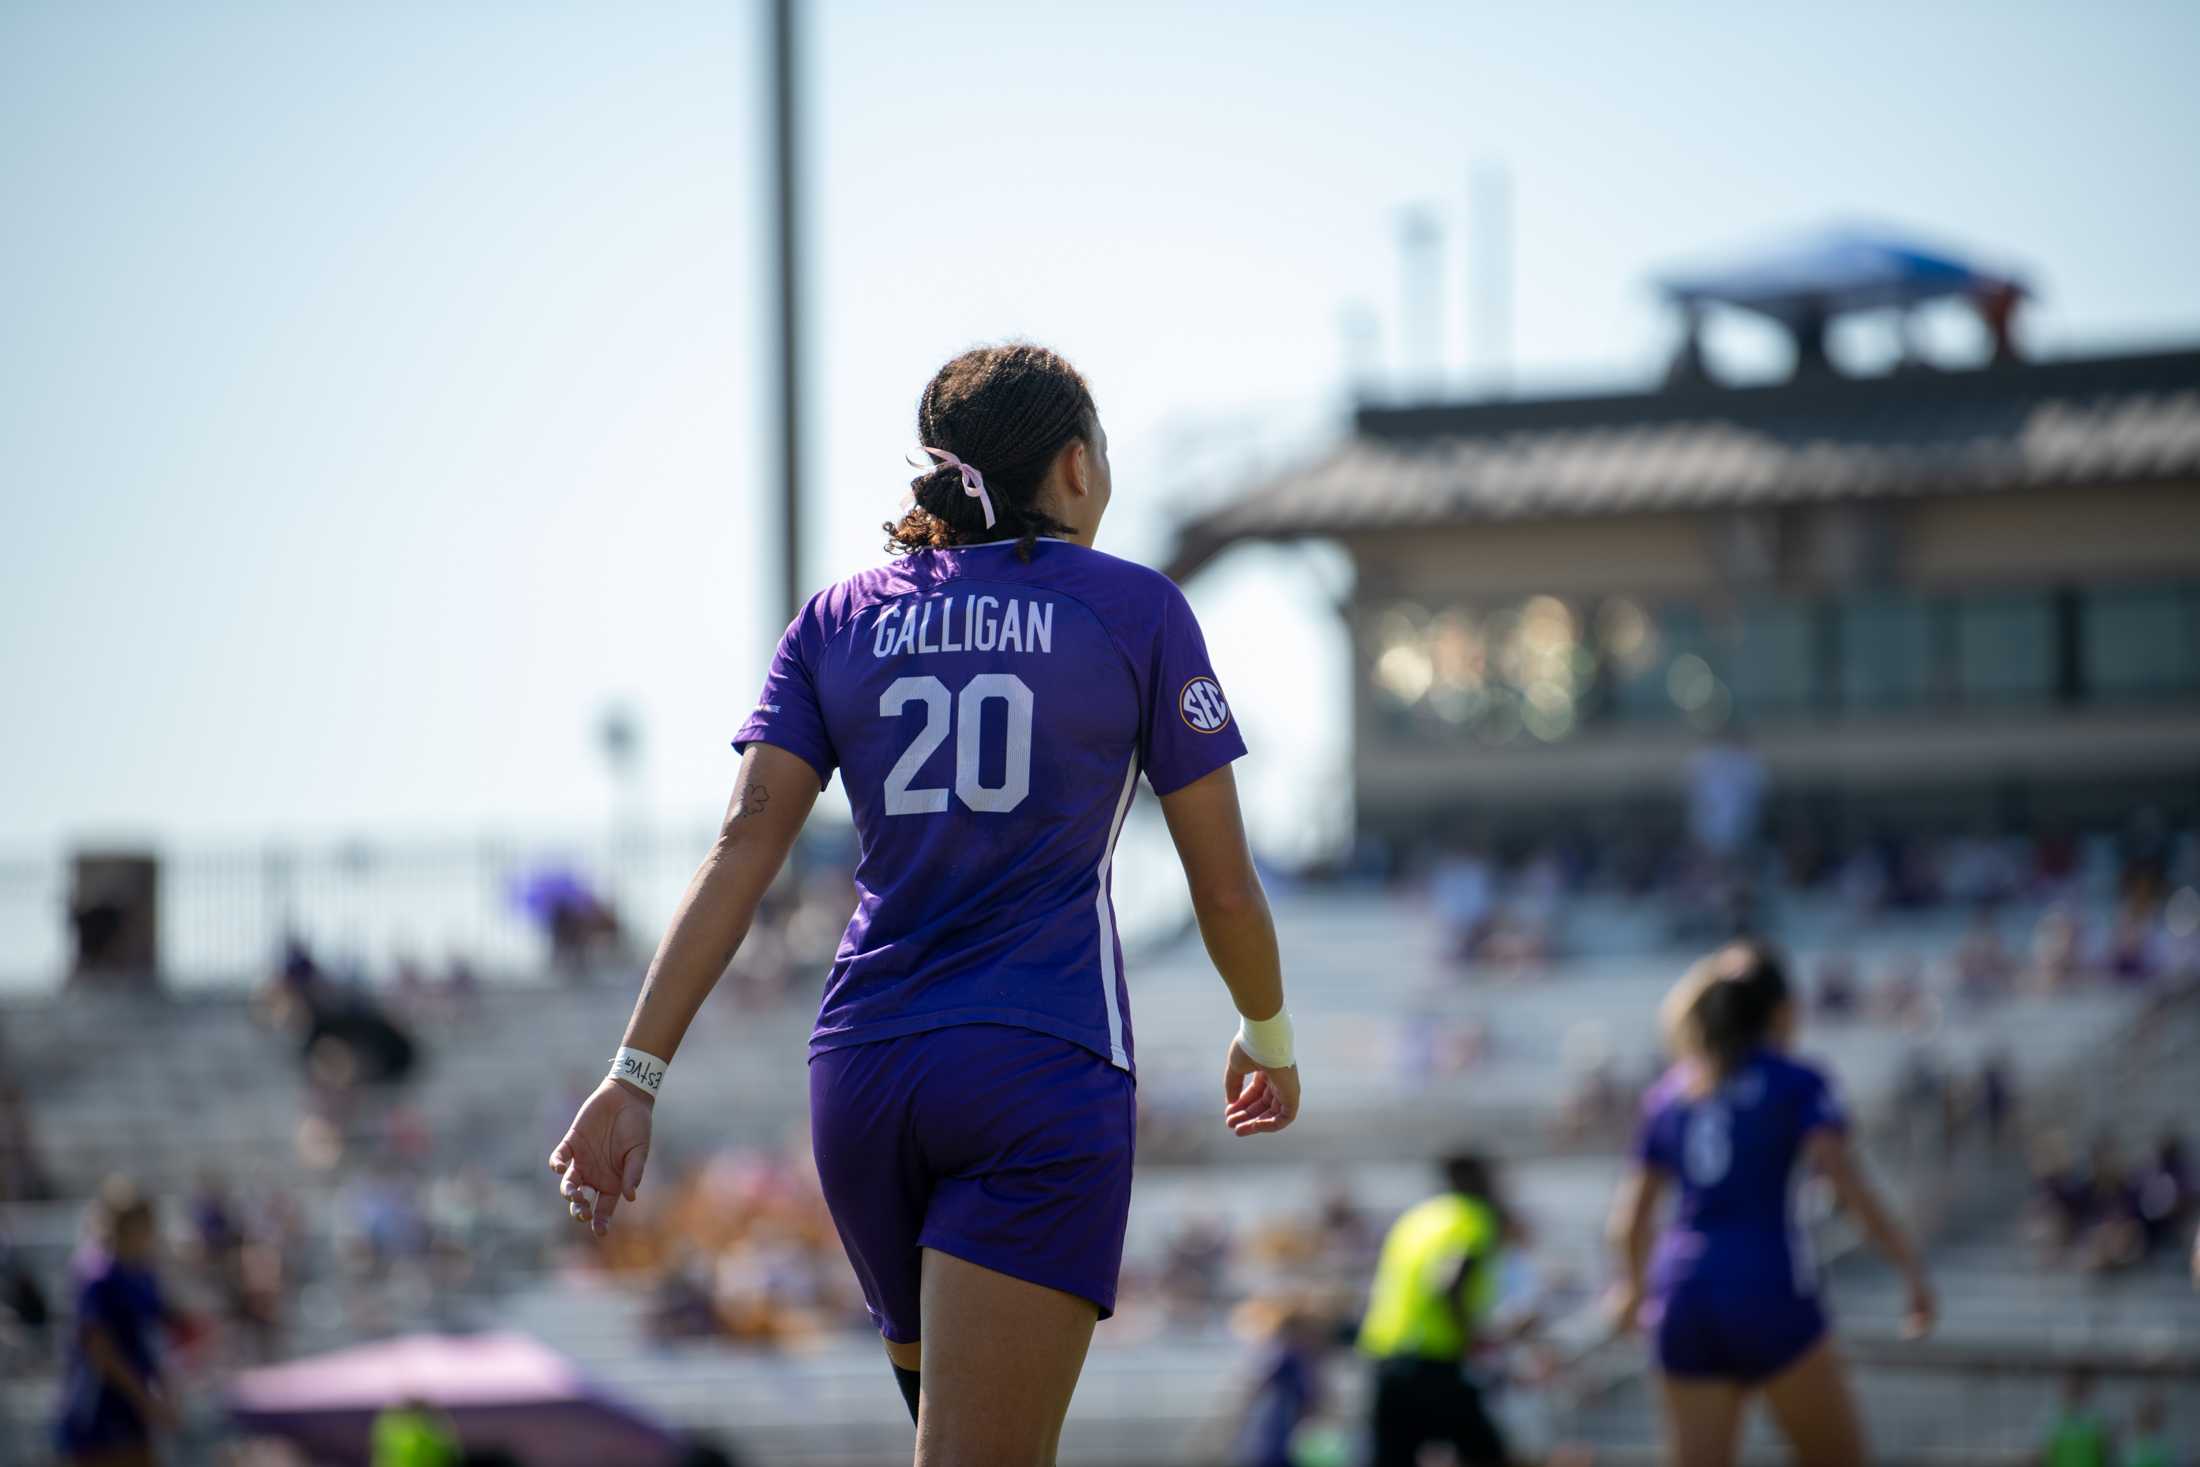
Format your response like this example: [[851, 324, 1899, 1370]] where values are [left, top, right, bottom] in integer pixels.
[[549, 344, 1300, 1464], [1605, 942, 1935, 1467]]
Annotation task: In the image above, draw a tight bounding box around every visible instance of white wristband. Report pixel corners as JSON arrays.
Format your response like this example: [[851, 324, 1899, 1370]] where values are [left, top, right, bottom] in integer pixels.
[[609, 1047, 670, 1098], [1235, 1008, 1295, 1068]]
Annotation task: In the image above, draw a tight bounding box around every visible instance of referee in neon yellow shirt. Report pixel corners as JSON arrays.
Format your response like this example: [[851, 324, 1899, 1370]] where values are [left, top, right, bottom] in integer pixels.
[[1357, 1153, 1512, 1467]]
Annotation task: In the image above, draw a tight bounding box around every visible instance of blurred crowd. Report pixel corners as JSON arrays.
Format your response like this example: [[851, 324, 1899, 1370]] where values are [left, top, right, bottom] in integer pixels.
[[2026, 1129, 2196, 1275], [1419, 815, 2200, 985], [565, 1139, 867, 1347]]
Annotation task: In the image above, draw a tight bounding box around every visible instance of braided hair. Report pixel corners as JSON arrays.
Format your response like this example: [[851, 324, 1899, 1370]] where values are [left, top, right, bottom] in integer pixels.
[[883, 343, 1095, 561]]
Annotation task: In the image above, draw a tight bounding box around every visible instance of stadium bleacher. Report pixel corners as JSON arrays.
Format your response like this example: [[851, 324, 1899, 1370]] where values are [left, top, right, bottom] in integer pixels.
[[5, 875, 2186, 1459]]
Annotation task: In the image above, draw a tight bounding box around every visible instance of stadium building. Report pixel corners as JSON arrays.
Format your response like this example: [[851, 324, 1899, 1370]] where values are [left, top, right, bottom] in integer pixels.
[[1173, 330, 2200, 847]]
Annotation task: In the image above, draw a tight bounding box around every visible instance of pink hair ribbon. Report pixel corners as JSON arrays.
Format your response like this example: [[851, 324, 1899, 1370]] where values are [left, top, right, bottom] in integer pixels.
[[916, 445, 996, 530]]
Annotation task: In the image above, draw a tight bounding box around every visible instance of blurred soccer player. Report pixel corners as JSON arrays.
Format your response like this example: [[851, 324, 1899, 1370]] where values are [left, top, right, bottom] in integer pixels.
[[56, 1181, 175, 1467], [1606, 942, 1935, 1467], [549, 344, 1300, 1465], [1356, 1154, 1514, 1467]]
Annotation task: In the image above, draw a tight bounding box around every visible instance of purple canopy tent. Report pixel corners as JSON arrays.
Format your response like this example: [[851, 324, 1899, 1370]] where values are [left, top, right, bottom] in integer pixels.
[[228, 1331, 684, 1466]]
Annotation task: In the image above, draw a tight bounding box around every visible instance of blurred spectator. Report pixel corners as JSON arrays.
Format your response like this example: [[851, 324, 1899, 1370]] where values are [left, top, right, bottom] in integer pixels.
[[57, 1179, 176, 1467], [2034, 827, 2082, 896], [1814, 950, 1861, 1020], [0, 1075, 54, 1202], [2041, 1368, 2109, 1467], [0, 1228, 50, 1373], [1224, 1298, 1337, 1467], [1890, 1045, 1952, 1159], [2033, 904, 2087, 990], [1876, 954, 1928, 1028], [600, 1143, 862, 1345], [2161, 886, 2200, 979], [512, 868, 626, 978], [1944, 833, 2025, 906], [1953, 906, 2016, 1003], [1685, 730, 1767, 931], [1314, 1183, 1376, 1270], [2123, 1393, 2175, 1467], [2136, 1131, 2193, 1253], [2105, 899, 2160, 985], [2028, 1131, 2090, 1256], [1974, 278, 2025, 363], [1837, 840, 1890, 917], [1430, 842, 1496, 964], [1554, 1021, 1626, 1145], [2074, 1138, 2147, 1273], [371, 1398, 460, 1467], [1977, 1050, 2016, 1151], [261, 936, 419, 1096], [1160, 1214, 1233, 1328]]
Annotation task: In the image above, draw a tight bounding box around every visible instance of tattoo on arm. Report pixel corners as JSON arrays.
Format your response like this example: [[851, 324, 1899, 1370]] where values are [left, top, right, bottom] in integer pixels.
[[733, 779, 771, 822]]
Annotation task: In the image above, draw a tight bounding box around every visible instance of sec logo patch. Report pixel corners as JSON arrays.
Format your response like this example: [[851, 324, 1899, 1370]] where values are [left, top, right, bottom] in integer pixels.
[[1179, 676, 1231, 733]]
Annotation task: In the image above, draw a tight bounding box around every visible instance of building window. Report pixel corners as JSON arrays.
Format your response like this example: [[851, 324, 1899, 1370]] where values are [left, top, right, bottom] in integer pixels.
[[1953, 593, 2056, 705], [2084, 585, 2200, 698], [1612, 604, 1708, 721], [1839, 594, 1933, 710], [1367, 595, 1602, 743], [1730, 601, 1820, 714]]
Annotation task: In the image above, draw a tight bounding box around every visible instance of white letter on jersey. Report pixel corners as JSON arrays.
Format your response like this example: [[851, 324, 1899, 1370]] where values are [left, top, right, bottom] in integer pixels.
[[999, 600, 1023, 653], [893, 608, 919, 656], [971, 595, 1000, 652], [1026, 601, 1053, 654], [873, 604, 901, 658]]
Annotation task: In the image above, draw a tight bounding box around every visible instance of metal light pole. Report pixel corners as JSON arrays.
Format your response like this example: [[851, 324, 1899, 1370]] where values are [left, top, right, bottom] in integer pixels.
[[769, 0, 805, 627]]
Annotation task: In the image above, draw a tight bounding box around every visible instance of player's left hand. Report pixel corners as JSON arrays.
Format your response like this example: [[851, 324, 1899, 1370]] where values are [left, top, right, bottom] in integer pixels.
[[548, 1077, 653, 1239], [1223, 1039, 1299, 1137]]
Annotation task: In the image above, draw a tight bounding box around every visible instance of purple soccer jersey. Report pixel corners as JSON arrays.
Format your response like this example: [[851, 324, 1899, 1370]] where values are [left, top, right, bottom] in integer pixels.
[[733, 540, 1247, 1072], [1635, 1049, 1846, 1297]]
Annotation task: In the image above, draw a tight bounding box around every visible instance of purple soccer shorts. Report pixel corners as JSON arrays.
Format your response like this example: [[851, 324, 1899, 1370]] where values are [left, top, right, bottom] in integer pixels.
[[808, 1022, 1136, 1343]]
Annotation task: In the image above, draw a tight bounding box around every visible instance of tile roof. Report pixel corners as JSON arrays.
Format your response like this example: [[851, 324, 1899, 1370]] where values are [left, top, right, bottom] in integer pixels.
[[1169, 348, 2200, 576]]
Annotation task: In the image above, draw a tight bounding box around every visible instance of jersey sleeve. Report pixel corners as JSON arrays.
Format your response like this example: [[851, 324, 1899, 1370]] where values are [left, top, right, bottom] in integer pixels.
[[1139, 579, 1248, 796], [1633, 1086, 1676, 1171], [1797, 1064, 1847, 1137], [732, 597, 839, 788]]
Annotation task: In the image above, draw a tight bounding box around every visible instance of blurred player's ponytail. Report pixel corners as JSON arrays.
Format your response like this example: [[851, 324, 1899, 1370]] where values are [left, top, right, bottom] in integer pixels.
[[885, 343, 1095, 560], [1666, 940, 1791, 1081]]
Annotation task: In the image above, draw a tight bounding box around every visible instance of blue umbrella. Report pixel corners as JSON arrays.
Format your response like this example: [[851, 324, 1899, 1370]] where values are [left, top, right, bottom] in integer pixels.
[[1659, 224, 2024, 324]]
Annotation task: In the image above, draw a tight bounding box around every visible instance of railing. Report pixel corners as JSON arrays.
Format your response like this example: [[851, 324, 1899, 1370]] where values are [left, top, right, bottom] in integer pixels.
[[0, 801, 1195, 995]]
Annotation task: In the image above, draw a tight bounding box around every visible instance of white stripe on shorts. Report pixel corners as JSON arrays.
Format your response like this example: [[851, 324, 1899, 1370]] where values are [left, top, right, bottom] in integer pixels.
[[1093, 756, 1139, 1070]]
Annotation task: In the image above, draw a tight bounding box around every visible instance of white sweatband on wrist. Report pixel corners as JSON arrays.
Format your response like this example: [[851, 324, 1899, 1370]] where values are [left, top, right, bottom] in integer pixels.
[[1236, 1008, 1295, 1068], [609, 1047, 670, 1097]]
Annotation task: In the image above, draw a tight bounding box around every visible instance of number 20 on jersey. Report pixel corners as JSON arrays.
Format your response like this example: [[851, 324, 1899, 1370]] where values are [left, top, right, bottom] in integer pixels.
[[881, 674, 1035, 815]]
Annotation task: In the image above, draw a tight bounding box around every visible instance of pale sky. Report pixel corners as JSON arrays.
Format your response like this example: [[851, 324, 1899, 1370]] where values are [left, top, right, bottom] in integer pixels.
[[5, 0, 2198, 861]]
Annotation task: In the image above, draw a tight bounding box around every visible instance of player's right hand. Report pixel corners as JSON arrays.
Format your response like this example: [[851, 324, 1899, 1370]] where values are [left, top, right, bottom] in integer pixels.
[[1901, 1273, 1937, 1339], [548, 1077, 653, 1239], [1223, 1039, 1300, 1137]]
